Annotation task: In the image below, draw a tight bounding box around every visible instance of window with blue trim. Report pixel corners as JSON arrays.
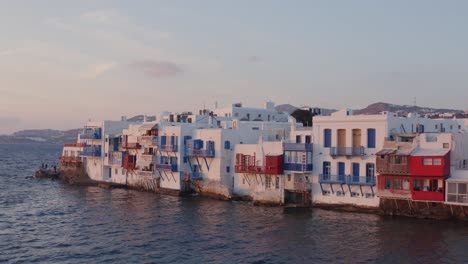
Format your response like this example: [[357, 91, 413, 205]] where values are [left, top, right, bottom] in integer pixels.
[[224, 140, 231, 149], [324, 129, 331, 148]]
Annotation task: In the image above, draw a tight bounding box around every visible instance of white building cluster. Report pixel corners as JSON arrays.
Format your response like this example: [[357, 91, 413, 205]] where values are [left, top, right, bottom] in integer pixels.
[[61, 102, 468, 209]]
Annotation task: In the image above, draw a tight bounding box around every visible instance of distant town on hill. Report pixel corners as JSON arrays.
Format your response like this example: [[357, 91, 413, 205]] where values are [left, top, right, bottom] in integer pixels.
[[1, 103, 467, 144]]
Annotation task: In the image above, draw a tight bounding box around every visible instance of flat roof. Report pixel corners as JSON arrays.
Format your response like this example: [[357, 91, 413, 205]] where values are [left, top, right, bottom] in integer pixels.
[[447, 169, 468, 182], [410, 148, 450, 157]]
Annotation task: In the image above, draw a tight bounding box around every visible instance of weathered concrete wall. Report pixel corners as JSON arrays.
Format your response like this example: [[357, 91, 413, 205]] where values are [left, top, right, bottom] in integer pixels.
[[380, 198, 468, 220]]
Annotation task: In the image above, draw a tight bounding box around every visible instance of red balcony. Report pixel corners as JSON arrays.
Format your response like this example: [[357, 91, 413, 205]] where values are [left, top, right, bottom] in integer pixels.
[[64, 143, 86, 148], [378, 175, 445, 201], [235, 154, 283, 175], [59, 156, 83, 164]]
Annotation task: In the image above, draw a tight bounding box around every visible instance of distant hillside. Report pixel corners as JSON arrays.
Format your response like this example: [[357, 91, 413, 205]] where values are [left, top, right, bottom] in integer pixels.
[[275, 104, 299, 114], [0, 129, 81, 144], [127, 115, 156, 122], [354, 102, 464, 116], [0, 114, 153, 144]]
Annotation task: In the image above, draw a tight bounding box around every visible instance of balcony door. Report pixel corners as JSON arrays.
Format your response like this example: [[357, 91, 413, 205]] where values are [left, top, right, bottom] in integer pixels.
[[352, 129, 361, 148], [338, 162, 345, 181], [352, 163, 360, 182]]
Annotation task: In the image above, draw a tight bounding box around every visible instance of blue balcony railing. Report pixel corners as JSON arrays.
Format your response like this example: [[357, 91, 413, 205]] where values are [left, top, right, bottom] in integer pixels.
[[346, 175, 376, 186], [330, 146, 365, 156], [159, 145, 178, 152], [283, 143, 313, 152], [319, 174, 346, 184], [80, 133, 102, 140], [284, 163, 313, 172], [155, 164, 178, 172], [187, 148, 215, 157]]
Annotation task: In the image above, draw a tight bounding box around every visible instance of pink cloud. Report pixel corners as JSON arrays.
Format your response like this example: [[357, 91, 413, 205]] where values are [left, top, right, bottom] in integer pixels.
[[129, 60, 183, 78]]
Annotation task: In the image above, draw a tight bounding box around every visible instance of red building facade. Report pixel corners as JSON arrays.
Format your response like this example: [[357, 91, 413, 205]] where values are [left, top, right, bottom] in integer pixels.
[[377, 148, 450, 202]]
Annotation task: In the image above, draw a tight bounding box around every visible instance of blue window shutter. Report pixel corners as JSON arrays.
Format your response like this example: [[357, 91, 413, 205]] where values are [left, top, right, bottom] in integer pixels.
[[324, 129, 331, 148], [224, 141, 230, 149], [160, 136, 166, 146], [367, 129, 376, 148]]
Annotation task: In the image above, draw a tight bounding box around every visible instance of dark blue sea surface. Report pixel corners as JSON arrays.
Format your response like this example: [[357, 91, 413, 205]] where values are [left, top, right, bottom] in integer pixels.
[[1, 144, 468, 263]]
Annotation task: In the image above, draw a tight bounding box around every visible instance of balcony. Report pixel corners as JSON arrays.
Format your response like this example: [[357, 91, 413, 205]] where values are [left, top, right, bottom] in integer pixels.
[[136, 170, 154, 177], [140, 136, 158, 146], [59, 156, 83, 163], [376, 161, 410, 175], [81, 146, 102, 157], [319, 174, 346, 184], [155, 164, 178, 172], [187, 148, 215, 158], [121, 142, 142, 149], [283, 143, 313, 152], [284, 163, 313, 172], [235, 165, 283, 175], [138, 153, 158, 163], [346, 175, 376, 186], [64, 143, 86, 148], [159, 144, 178, 152], [330, 146, 365, 157]]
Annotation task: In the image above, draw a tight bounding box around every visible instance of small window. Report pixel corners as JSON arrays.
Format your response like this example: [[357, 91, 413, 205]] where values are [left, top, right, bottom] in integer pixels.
[[423, 158, 433, 166], [275, 176, 280, 189], [433, 159, 442, 166], [393, 179, 401, 189], [296, 135, 302, 143], [226, 166, 230, 173], [443, 143, 449, 149], [115, 168, 118, 175], [183, 157, 188, 163], [385, 179, 392, 189], [287, 174, 291, 182], [265, 176, 271, 188], [435, 124, 438, 129], [224, 141, 231, 150], [403, 179, 410, 190], [242, 178, 245, 185]]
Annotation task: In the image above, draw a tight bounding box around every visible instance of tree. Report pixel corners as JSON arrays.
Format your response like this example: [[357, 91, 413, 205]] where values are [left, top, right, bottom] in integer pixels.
[[291, 109, 317, 127]]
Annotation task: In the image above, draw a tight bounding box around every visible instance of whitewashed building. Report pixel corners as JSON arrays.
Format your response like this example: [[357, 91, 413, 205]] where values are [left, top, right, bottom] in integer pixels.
[[312, 109, 463, 208]]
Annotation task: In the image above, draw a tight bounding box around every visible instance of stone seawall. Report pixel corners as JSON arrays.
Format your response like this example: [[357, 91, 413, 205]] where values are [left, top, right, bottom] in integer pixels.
[[43, 166, 468, 220], [380, 198, 468, 220]]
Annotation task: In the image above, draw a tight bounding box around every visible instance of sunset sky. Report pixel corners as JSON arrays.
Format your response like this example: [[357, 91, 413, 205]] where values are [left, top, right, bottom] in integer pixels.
[[1, 0, 467, 134]]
